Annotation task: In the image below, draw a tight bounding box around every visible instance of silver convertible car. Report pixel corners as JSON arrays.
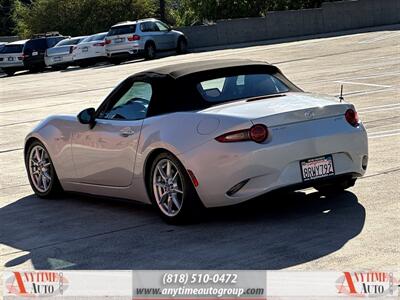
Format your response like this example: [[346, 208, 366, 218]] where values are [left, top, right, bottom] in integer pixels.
[[24, 60, 368, 223]]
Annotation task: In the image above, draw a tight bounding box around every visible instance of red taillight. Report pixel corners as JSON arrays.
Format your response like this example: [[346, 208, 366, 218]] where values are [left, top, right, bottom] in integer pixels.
[[250, 124, 268, 143], [215, 124, 268, 143], [93, 42, 105, 47], [345, 109, 359, 127], [105, 39, 111, 44], [128, 35, 140, 41]]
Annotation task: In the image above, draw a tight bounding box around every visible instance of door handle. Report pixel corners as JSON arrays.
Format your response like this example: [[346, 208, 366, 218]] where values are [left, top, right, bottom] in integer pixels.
[[120, 127, 135, 137]]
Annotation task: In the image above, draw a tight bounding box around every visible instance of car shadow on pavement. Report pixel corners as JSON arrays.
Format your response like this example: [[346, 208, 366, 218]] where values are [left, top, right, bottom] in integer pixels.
[[0, 190, 365, 270]]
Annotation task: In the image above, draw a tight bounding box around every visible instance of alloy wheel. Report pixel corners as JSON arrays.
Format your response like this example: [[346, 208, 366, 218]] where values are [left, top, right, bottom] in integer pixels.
[[152, 158, 184, 217], [28, 145, 53, 193]]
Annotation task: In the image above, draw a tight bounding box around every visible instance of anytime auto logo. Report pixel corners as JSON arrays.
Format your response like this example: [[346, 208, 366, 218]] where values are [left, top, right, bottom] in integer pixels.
[[5, 271, 69, 297], [336, 271, 399, 297]]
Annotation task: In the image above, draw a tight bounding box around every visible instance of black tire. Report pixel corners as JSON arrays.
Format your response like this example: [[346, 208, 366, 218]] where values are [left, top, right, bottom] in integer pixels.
[[3, 69, 15, 76], [144, 42, 156, 60], [148, 152, 203, 224], [25, 140, 62, 198], [314, 178, 356, 194], [176, 37, 188, 54]]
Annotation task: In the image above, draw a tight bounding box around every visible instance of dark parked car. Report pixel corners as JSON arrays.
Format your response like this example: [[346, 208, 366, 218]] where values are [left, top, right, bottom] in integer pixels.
[[22, 33, 67, 72]]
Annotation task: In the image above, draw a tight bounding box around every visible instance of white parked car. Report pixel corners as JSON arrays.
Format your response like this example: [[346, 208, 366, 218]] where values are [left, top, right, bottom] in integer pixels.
[[105, 18, 187, 64], [24, 60, 368, 223], [44, 36, 87, 70], [0, 40, 28, 76], [72, 32, 108, 67]]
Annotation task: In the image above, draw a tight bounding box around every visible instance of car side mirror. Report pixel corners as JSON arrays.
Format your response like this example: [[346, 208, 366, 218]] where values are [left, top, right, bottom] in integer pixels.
[[77, 108, 96, 125]]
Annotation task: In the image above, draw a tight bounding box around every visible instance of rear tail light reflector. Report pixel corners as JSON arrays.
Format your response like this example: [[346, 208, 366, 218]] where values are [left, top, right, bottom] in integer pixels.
[[128, 35, 140, 41], [187, 169, 199, 187]]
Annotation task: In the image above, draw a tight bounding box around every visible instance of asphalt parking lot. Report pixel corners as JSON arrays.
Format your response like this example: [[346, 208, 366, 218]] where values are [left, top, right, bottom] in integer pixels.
[[0, 25, 399, 276]]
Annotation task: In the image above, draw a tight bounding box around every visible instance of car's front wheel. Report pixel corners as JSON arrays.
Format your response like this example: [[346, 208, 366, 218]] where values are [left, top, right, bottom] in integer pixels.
[[149, 153, 202, 224], [25, 140, 62, 198]]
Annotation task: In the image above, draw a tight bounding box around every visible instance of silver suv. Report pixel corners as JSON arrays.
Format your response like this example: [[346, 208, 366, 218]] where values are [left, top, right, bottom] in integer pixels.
[[105, 18, 187, 64]]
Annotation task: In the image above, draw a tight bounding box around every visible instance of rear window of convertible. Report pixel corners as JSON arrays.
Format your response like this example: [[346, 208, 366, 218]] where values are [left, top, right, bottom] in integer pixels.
[[196, 73, 289, 103]]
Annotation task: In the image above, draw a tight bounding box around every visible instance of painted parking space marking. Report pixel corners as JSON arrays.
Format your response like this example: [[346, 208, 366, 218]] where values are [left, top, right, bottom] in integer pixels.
[[333, 80, 392, 88], [359, 31, 400, 44], [368, 128, 400, 139]]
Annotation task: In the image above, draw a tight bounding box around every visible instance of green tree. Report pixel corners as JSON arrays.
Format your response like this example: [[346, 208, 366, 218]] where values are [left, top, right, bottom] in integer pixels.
[[1, 0, 29, 35], [12, 0, 157, 38], [168, 0, 331, 26]]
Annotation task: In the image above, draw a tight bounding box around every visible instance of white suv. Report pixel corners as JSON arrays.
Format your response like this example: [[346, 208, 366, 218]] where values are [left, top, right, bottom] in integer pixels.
[[0, 40, 28, 76], [105, 18, 187, 64]]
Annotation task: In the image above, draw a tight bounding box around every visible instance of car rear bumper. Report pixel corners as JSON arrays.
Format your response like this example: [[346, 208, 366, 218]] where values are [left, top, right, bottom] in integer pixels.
[[178, 119, 368, 208], [106, 49, 144, 58], [105, 41, 145, 58], [45, 54, 74, 66], [0, 61, 24, 68], [73, 52, 106, 61], [23, 56, 46, 69]]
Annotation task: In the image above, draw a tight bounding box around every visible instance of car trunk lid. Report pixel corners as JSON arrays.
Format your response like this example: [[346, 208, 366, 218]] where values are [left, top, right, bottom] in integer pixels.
[[200, 92, 353, 127], [46, 45, 73, 57]]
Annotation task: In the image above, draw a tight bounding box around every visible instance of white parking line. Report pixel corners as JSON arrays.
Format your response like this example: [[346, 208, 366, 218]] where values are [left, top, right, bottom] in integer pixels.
[[359, 32, 400, 44], [334, 80, 392, 88], [335, 87, 393, 98], [368, 128, 400, 139], [359, 103, 400, 111], [369, 132, 400, 139], [369, 128, 400, 135], [360, 106, 400, 113]]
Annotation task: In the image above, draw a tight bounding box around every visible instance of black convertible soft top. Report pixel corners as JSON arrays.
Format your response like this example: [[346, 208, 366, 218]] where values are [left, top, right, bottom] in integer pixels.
[[98, 59, 302, 118], [138, 59, 274, 79]]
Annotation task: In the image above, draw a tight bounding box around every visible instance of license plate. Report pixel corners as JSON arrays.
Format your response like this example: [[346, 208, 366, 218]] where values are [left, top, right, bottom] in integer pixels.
[[8, 57, 14, 61], [32, 51, 38, 56], [53, 56, 62, 62], [300, 155, 335, 181], [82, 47, 88, 52], [114, 38, 124, 43]]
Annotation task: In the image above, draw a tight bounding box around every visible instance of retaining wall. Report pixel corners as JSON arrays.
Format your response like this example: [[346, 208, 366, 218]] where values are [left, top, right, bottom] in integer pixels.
[[178, 0, 400, 49]]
